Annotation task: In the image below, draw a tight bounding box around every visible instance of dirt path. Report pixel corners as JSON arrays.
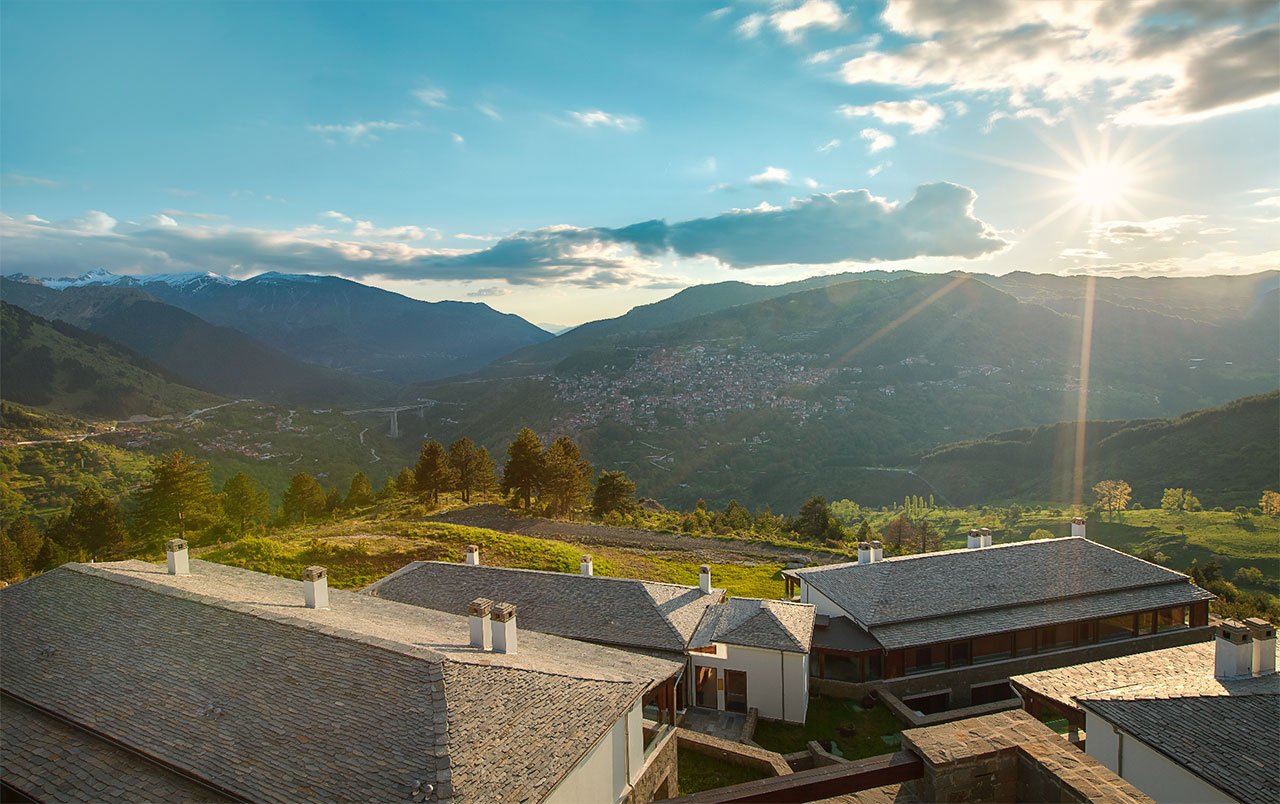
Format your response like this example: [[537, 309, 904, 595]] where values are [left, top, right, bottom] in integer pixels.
[[426, 504, 846, 565]]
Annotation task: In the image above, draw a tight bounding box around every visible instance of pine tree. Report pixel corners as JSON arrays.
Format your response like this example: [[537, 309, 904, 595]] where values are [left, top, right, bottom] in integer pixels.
[[282, 473, 327, 524], [414, 440, 454, 505], [854, 520, 873, 543], [540, 436, 592, 516], [593, 470, 637, 517], [448, 438, 496, 503], [346, 472, 375, 508], [222, 472, 270, 536], [133, 451, 216, 546], [32, 537, 69, 573], [502, 428, 544, 510], [0, 535, 24, 581], [395, 468, 417, 494], [49, 486, 128, 558], [6, 516, 42, 569]]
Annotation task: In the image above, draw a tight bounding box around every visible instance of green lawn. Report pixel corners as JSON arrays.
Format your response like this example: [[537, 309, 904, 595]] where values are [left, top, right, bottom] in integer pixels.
[[677, 750, 770, 795], [752, 695, 905, 760]]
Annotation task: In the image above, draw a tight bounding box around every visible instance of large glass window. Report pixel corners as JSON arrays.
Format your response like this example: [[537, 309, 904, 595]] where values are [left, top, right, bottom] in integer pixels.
[[824, 653, 863, 682], [950, 641, 971, 667], [1137, 611, 1155, 636], [904, 644, 947, 675], [1014, 629, 1037, 657], [1078, 620, 1097, 644], [1038, 623, 1075, 651], [1157, 606, 1187, 630], [866, 652, 883, 681], [1099, 614, 1135, 642], [973, 633, 1013, 663]]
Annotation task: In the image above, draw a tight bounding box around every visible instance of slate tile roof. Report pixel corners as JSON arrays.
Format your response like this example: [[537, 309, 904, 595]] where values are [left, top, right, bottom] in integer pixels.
[[365, 561, 726, 654], [0, 560, 683, 803], [689, 598, 816, 653], [1078, 695, 1280, 804], [787, 537, 1211, 650]]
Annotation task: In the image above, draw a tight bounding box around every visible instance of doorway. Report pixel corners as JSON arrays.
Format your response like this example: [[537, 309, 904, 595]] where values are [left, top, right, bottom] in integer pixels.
[[695, 666, 718, 708], [724, 670, 748, 713]]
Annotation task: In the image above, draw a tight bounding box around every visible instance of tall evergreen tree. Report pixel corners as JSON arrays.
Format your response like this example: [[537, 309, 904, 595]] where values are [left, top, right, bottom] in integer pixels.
[[414, 440, 454, 505], [222, 472, 270, 536], [346, 472, 375, 508], [394, 467, 418, 495], [49, 486, 128, 558], [282, 473, 327, 524], [592, 470, 637, 517], [448, 438, 496, 503], [6, 516, 42, 569], [502, 428, 544, 510], [133, 451, 216, 546], [792, 496, 842, 541], [540, 436, 592, 516], [0, 535, 24, 581]]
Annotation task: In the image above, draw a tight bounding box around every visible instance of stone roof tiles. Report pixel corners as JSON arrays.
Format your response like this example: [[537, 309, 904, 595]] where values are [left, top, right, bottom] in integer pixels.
[[689, 598, 816, 653], [364, 560, 726, 654], [0, 560, 681, 803]]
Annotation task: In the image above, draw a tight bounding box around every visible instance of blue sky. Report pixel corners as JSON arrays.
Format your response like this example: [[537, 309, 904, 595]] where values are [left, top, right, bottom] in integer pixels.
[[2, 0, 1278, 324]]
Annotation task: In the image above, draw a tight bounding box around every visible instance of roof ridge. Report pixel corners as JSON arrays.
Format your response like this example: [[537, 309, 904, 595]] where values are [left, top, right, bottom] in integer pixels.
[[410, 560, 717, 593], [643, 583, 706, 649], [795, 536, 1085, 575]]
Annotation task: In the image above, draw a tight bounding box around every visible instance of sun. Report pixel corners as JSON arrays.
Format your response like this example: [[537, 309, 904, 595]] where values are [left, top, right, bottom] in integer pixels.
[[1073, 161, 1133, 211]]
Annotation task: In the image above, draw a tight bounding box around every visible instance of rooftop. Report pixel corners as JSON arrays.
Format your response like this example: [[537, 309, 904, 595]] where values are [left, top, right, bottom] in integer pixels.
[[364, 560, 726, 654], [787, 537, 1212, 649], [0, 560, 682, 803], [689, 597, 816, 653]]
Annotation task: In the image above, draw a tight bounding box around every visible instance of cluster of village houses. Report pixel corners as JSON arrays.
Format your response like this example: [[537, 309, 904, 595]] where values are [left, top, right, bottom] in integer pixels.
[[1, 519, 1274, 803]]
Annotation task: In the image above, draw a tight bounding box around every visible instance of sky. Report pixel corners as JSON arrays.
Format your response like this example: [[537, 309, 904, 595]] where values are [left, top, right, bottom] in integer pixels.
[[2, 0, 1278, 326]]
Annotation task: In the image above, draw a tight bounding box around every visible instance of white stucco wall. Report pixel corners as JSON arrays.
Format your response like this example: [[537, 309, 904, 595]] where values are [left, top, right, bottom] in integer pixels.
[[799, 582, 846, 618], [545, 698, 645, 804], [691, 644, 809, 723], [1083, 710, 1237, 804]]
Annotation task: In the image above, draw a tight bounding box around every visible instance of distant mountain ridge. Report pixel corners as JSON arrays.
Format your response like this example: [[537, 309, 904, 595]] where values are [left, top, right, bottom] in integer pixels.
[[4, 269, 553, 386]]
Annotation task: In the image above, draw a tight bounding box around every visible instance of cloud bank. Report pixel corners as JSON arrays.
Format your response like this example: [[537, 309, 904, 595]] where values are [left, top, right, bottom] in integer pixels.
[[1, 183, 1005, 289]]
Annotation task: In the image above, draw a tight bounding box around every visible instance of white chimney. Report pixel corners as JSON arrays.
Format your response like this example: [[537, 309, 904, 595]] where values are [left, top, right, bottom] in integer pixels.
[[465, 544, 480, 566], [1215, 620, 1253, 679], [1245, 618, 1276, 676], [1071, 517, 1086, 538], [303, 566, 329, 609], [857, 542, 871, 564], [870, 540, 884, 563], [580, 554, 594, 576], [980, 528, 992, 548], [699, 564, 713, 594], [165, 539, 190, 576], [491, 602, 517, 654], [967, 530, 982, 550], [468, 597, 492, 650]]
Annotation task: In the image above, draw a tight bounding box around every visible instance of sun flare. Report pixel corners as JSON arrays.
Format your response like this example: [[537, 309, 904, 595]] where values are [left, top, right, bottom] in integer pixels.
[[1073, 162, 1132, 210]]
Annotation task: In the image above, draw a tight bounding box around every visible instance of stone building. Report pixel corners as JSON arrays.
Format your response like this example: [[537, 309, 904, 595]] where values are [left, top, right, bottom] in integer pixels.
[[784, 535, 1213, 712], [0, 547, 684, 803]]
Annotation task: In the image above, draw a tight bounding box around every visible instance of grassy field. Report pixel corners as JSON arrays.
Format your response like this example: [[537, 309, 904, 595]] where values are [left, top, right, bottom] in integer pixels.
[[752, 696, 905, 760], [198, 512, 786, 597], [677, 751, 770, 796]]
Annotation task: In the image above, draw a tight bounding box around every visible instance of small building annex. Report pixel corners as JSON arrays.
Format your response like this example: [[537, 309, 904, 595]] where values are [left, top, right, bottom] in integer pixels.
[[0, 548, 686, 803], [783, 535, 1213, 712], [364, 548, 816, 723]]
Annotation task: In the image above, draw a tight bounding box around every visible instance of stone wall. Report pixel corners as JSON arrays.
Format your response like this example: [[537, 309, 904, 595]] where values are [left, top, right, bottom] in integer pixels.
[[629, 729, 678, 803], [879, 687, 1022, 728], [674, 728, 793, 777]]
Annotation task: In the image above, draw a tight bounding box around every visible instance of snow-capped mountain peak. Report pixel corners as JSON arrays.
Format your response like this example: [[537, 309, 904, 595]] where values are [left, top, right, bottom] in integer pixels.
[[4, 269, 238, 291]]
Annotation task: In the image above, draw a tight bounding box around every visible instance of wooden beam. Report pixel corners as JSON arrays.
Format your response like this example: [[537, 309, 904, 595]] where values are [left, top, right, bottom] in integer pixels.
[[673, 750, 924, 803]]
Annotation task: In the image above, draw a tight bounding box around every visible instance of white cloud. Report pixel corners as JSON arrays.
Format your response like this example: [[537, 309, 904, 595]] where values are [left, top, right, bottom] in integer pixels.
[[749, 166, 792, 186], [860, 128, 896, 153], [2, 173, 59, 188], [567, 109, 642, 131], [804, 177, 820, 189], [352, 220, 438, 242], [1254, 196, 1280, 208], [771, 0, 849, 42], [839, 99, 945, 133], [308, 120, 408, 144], [161, 209, 227, 221], [736, 13, 766, 39], [321, 210, 353, 223], [704, 6, 732, 22], [1059, 247, 1110, 259], [451, 132, 465, 144], [468, 285, 511, 297], [476, 102, 502, 121], [817, 138, 842, 153], [412, 86, 448, 108], [946, 100, 968, 116], [868, 161, 892, 176]]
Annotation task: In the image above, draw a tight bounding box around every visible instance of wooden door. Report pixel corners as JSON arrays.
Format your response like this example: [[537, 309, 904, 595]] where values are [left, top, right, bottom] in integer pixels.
[[695, 666, 717, 708], [724, 669, 748, 713]]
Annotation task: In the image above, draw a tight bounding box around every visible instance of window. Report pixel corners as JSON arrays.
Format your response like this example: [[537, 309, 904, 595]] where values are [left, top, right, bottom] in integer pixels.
[[1038, 623, 1075, 651], [971, 681, 1013, 706], [1014, 629, 1037, 657], [866, 652, 883, 681], [1099, 614, 1135, 642], [824, 653, 863, 683], [904, 644, 947, 675], [1157, 606, 1187, 630], [1078, 620, 1097, 644], [950, 641, 971, 667], [1137, 611, 1155, 636], [972, 633, 1013, 663]]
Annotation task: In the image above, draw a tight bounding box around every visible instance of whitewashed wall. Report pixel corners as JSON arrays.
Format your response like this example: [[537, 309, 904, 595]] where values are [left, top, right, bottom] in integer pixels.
[[799, 583, 846, 618], [1084, 710, 1236, 804], [691, 644, 809, 723], [546, 698, 645, 804]]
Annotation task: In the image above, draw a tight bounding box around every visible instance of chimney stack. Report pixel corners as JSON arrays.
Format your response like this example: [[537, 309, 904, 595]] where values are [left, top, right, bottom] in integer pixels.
[[857, 542, 871, 564], [303, 566, 329, 609], [165, 539, 189, 576], [967, 530, 982, 550], [1245, 618, 1276, 676], [468, 597, 493, 650], [699, 565, 712, 594], [491, 602, 518, 654], [1215, 620, 1253, 679], [1071, 517, 1086, 538], [870, 540, 884, 563], [465, 545, 480, 566], [980, 528, 992, 548], [580, 555, 594, 576]]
